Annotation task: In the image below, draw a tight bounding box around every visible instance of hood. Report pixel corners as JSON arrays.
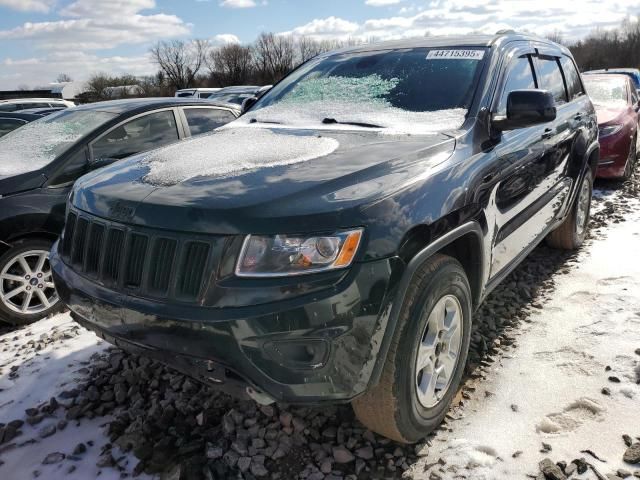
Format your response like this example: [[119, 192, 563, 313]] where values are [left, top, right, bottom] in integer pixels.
[[0, 170, 47, 196], [594, 104, 628, 126], [72, 126, 455, 234]]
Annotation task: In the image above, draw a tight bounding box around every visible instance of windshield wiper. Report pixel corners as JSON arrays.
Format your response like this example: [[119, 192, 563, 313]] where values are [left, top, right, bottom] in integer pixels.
[[321, 118, 383, 128]]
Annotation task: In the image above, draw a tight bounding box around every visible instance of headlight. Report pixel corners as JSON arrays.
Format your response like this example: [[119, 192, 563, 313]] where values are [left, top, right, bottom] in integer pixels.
[[235, 229, 363, 277], [599, 124, 623, 138]]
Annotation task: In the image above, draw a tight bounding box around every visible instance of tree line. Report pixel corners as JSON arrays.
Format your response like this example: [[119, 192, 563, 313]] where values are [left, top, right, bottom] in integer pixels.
[[83, 34, 357, 101], [79, 16, 640, 101]]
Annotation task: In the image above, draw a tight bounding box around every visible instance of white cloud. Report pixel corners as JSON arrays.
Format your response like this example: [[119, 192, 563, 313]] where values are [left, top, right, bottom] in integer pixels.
[[365, 0, 402, 6], [0, 51, 157, 89], [284, 1, 640, 42], [286, 16, 360, 38], [212, 33, 241, 45], [0, 0, 54, 13], [219, 0, 257, 8], [0, 0, 190, 50]]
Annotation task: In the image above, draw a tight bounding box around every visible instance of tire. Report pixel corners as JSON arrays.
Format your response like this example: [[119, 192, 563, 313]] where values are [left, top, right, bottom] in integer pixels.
[[0, 238, 62, 326], [623, 134, 637, 180], [352, 254, 472, 443], [546, 168, 593, 250]]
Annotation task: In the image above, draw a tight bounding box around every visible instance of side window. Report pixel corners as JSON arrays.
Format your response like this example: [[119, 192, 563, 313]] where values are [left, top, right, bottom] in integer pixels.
[[497, 55, 536, 115], [0, 119, 26, 137], [91, 110, 179, 162], [0, 104, 17, 112], [559, 57, 584, 101], [631, 85, 638, 106], [536, 56, 568, 104], [184, 108, 236, 136]]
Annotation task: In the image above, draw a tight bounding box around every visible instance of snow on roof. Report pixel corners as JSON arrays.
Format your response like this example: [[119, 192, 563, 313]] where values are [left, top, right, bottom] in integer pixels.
[[142, 128, 339, 186]]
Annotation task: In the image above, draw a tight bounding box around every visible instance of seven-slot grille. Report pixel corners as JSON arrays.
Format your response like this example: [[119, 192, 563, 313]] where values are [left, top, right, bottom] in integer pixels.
[[60, 209, 217, 302]]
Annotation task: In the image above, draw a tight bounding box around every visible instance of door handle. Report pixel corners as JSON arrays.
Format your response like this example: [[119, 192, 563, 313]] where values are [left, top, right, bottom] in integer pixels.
[[541, 128, 555, 139]]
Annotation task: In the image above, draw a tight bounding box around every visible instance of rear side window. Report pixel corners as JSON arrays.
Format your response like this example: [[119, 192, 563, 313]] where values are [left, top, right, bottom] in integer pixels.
[[0, 103, 17, 112], [184, 108, 236, 136], [559, 57, 584, 100], [536, 56, 568, 104], [0, 118, 26, 137], [497, 55, 536, 115], [92, 110, 180, 161]]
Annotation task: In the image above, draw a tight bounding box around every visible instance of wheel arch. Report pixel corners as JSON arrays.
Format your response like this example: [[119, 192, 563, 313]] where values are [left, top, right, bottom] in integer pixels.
[[368, 220, 485, 390]]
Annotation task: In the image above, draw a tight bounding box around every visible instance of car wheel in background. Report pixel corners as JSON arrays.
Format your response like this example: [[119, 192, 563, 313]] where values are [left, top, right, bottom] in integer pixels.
[[0, 239, 61, 325], [546, 167, 593, 250], [623, 134, 637, 180], [352, 254, 472, 443]]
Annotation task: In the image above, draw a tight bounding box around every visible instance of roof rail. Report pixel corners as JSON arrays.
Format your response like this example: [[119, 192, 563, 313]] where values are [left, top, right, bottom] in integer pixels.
[[495, 29, 516, 35]]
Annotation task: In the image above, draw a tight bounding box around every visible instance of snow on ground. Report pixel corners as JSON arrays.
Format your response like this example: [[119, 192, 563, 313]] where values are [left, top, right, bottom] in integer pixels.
[[0, 184, 638, 480], [413, 196, 640, 479], [0, 316, 147, 479]]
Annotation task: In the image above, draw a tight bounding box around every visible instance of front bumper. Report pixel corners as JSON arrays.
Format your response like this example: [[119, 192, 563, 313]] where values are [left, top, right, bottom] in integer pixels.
[[597, 131, 632, 178], [51, 243, 404, 404]]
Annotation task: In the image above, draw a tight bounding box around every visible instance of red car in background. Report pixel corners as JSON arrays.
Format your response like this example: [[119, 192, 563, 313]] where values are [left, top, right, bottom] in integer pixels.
[[583, 74, 640, 179]]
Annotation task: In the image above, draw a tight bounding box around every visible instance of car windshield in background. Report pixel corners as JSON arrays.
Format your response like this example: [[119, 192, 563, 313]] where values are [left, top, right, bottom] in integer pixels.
[[0, 109, 116, 177], [208, 92, 256, 105], [244, 47, 486, 134], [583, 77, 628, 107]]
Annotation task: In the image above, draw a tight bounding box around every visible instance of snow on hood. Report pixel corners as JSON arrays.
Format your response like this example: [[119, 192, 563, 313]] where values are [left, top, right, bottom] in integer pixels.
[[241, 74, 468, 135], [142, 128, 339, 186]]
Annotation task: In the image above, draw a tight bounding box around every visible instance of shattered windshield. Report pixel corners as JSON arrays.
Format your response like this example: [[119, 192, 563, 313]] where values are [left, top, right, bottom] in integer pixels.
[[0, 109, 116, 177], [583, 77, 628, 108], [244, 47, 486, 134]]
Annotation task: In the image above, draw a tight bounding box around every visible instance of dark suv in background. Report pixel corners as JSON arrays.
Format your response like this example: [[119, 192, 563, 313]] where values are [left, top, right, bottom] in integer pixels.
[[52, 33, 598, 443], [0, 98, 239, 324]]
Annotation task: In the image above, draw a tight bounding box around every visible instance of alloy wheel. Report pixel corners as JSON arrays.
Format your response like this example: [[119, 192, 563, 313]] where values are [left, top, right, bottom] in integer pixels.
[[415, 294, 463, 408], [0, 250, 58, 315]]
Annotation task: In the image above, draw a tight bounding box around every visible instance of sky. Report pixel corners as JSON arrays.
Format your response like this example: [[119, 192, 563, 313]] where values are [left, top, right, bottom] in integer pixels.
[[0, 0, 638, 90]]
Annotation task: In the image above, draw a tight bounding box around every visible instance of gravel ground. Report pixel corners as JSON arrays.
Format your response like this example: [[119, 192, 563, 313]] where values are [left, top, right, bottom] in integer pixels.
[[1, 168, 639, 480]]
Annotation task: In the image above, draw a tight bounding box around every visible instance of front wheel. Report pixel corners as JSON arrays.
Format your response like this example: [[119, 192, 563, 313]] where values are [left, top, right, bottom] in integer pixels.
[[546, 168, 593, 250], [0, 239, 61, 325], [352, 254, 472, 443]]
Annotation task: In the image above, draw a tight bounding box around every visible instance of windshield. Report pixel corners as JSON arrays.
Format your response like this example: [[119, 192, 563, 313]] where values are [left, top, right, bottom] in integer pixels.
[[243, 47, 486, 134], [584, 77, 628, 107], [0, 109, 116, 177]]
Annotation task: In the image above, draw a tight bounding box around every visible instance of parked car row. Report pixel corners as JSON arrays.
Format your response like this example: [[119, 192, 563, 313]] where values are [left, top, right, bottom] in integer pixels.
[[0, 98, 240, 322], [0, 32, 637, 444]]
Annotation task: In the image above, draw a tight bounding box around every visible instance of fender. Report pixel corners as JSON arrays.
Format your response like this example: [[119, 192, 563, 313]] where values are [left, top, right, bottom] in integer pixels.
[[367, 220, 484, 389]]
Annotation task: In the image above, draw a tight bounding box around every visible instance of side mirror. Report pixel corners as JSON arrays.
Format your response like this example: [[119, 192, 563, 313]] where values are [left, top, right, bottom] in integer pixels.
[[493, 89, 556, 131], [241, 96, 259, 114]]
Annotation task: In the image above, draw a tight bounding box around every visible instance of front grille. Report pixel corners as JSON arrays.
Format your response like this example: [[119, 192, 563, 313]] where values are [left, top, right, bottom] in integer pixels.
[[59, 208, 222, 303]]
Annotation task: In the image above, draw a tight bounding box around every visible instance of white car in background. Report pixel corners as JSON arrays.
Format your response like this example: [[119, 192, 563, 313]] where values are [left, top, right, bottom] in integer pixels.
[[0, 98, 75, 112], [175, 88, 222, 98]]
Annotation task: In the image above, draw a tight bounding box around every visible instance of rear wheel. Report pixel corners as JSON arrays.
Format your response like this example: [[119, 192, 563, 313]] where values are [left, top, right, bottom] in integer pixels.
[[0, 239, 61, 325], [546, 168, 592, 250], [352, 254, 471, 443]]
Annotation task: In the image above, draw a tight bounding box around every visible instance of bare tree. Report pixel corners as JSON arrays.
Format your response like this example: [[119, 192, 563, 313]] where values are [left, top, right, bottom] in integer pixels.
[[253, 33, 295, 84], [150, 39, 209, 90], [545, 30, 565, 45], [56, 73, 73, 83], [208, 43, 254, 86]]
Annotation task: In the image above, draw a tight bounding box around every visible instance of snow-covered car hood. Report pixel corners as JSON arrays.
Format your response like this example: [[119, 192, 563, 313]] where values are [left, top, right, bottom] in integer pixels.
[[71, 126, 455, 235]]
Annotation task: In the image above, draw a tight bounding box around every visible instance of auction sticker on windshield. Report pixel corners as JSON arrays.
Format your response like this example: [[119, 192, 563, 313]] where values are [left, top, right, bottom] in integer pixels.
[[426, 49, 485, 60]]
